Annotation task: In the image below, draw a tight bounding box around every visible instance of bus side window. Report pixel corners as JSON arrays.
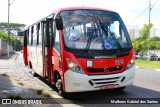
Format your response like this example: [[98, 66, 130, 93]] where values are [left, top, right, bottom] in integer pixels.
[[33, 25, 37, 46], [29, 28, 32, 46], [55, 30, 60, 53], [29, 26, 34, 45], [53, 23, 60, 53], [38, 23, 42, 46]]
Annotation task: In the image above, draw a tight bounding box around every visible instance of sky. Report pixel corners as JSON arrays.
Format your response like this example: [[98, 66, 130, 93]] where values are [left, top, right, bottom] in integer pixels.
[[0, 0, 160, 28]]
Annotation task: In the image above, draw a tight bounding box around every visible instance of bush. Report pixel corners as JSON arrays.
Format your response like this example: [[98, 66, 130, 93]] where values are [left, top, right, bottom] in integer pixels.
[[0, 31, 22, 50], [0, 31, 8, 40]]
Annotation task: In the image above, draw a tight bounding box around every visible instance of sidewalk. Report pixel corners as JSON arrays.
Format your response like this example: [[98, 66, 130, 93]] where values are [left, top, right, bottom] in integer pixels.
[[0, 52, 22, 98], [0, 52, 19, 60], [0, 52, 62, 107]]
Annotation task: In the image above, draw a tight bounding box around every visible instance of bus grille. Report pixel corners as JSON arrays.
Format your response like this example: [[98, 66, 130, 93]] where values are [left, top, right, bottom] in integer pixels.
[[86, 66, 123, 73], [89, 77, 121, 86]]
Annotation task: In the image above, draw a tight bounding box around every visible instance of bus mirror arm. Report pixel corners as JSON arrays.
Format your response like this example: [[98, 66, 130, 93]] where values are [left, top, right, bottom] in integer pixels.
[[55, 15, 63, 30]]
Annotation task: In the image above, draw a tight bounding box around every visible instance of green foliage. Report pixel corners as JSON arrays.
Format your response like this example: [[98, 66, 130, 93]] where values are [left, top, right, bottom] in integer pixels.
[[36, 89, 51, 98], [0, 31, 8, 40], [0, 22, 25, 31], [132, 23, 160, 54], [42, 92, 52, 98], [139, 23, 153, 39], [1, 73, 10, 77], [0, 31, 13, 45], [0, 22, 25, 50], [17, 82, 24, 86], [0, 31, 22, 50], [37, 89, 44, 95]]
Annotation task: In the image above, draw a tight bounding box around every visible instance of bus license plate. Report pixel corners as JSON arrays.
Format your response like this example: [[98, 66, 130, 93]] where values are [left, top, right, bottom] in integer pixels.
[[101, 84, 114, 90]]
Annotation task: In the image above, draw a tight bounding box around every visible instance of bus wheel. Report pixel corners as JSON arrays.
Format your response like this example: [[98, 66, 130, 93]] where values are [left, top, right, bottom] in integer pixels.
[[56, 79, 67, 97]]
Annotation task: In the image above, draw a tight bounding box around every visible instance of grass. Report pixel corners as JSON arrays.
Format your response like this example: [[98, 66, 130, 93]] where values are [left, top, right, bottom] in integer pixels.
[[136, 59, 160, 69], [42, 92, 52, 98], [37, 89, 44, 95], [17, 82, 24, 86], [7, 94, 22, 100], [36, 89, 51, 98], [1, 73, 10, 77]]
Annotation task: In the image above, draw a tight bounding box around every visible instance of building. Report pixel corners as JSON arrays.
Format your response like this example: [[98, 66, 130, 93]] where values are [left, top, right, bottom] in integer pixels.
[[126, 25, 139, 39], [150, 27, 159, 37]]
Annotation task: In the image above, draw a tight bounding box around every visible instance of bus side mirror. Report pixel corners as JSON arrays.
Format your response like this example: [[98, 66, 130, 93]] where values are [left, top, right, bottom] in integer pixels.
[[55, 15, 63, 30]]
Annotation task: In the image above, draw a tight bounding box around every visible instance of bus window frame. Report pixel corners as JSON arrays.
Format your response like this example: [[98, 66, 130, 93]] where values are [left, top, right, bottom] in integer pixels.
[[27, 29, 29, 45]]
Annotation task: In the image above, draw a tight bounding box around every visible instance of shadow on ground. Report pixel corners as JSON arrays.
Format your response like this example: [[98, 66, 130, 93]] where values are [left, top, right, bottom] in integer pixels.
[[0, 52, 18, 60]]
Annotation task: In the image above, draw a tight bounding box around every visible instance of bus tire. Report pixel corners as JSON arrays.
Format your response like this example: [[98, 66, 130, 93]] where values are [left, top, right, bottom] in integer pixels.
[[58, 82, 67, 97], [55, 75, 67, 97]]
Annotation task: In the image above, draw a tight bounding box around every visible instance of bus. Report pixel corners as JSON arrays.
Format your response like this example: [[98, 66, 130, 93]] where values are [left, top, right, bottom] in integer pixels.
[[23, 7, 135, 96]]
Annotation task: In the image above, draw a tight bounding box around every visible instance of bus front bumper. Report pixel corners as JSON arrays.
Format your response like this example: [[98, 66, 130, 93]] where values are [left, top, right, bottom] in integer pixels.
[[64, 65, 135, 92]]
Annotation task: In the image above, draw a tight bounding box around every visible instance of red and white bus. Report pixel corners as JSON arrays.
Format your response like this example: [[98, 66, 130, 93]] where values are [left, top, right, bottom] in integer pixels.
[[23, 7, 135, 96]]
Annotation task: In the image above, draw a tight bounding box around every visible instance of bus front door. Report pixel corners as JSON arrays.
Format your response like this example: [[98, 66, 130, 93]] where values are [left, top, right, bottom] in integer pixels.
[[41, 18, 53, 82]]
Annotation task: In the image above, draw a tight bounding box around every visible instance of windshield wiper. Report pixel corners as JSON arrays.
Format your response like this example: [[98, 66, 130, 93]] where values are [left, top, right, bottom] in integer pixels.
[[108, 29, 123, 51], [96, 17, 123, 51], [85, 31, 92, 54]]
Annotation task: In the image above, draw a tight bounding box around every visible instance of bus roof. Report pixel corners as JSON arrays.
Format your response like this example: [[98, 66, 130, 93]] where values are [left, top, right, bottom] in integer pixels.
[[53, 6, 116, 14], [23, 7, 116, 31]]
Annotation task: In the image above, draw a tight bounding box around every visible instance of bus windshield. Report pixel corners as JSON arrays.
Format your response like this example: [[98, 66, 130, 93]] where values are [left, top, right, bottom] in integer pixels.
[[60, 10, 131, 51]]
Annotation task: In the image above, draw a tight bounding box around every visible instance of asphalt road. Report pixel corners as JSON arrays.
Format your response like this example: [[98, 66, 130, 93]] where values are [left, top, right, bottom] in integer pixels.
[[59, 68, 160, 107], [14, 53, 160, 107]]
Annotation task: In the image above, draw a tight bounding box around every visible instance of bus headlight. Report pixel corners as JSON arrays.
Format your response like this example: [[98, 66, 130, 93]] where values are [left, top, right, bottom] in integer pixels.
[[126, 57, 135, 70], [66, 59, 84, 74]]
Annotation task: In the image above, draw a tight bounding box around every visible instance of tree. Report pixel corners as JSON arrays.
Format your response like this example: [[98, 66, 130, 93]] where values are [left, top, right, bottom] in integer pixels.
[[0, 22, 25, 36], [0, 31, 8, 40], [148, 37, 160, 50], [0, 22, 25, 31], [0, 31, 22, 50], [132, 23, 160, 56], [139, 23, 153, 40], [132, 39, 141, 52], [0, 22, 25, 51], [156, 41, 160, 51]]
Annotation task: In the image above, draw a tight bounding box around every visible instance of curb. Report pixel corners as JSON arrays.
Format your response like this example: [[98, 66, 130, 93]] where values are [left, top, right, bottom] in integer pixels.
[[155, 69, 160, 72], [14, 52, 20, 60]]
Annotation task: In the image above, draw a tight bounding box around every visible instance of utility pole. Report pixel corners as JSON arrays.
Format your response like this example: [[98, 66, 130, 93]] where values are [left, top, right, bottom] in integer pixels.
[[149, 0, 151, 37], [7, 0, 16, 57], [7, 0, 10, 58], [148, 0, 151, 55]]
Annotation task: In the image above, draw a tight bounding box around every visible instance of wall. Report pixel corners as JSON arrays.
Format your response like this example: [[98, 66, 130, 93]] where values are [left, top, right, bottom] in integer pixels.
[[0, 39, 13, 56]]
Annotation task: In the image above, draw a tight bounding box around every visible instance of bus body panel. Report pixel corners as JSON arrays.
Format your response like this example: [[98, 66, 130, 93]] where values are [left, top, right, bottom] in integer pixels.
[[64, 65, 135, 92], [62, 49, 134, 75], [36, 46, 43, 76], [23, 46, 28, 66], [62, 49, 135, 92]]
